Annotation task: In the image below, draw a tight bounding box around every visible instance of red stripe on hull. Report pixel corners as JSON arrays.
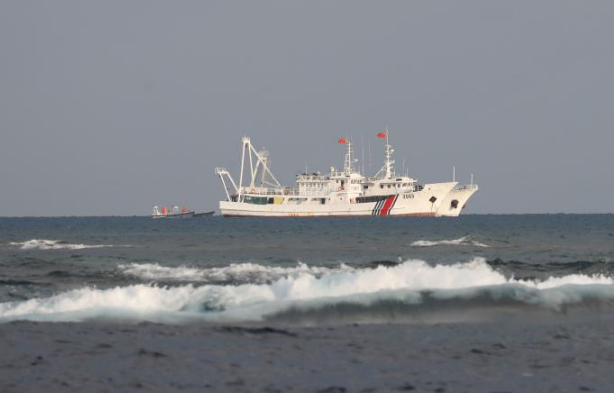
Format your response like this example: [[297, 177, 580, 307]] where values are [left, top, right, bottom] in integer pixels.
[[379, 196, 396, 216]]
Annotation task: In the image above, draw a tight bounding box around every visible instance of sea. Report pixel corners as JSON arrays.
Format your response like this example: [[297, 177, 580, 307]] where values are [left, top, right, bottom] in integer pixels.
[[1, 214, 614, 326]]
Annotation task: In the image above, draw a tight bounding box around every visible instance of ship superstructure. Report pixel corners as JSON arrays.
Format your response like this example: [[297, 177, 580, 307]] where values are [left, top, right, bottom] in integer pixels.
[[215, 132, 477, 217]]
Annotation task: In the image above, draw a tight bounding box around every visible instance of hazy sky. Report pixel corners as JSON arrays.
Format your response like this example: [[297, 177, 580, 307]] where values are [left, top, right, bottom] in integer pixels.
[[1, 0, 613, 216]]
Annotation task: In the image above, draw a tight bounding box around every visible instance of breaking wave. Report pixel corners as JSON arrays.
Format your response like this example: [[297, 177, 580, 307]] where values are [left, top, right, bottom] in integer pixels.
[[411, 236, 489, 247], [118, 262, 353, 284], [8, 239, 126, 250], [1, 258, 613, 324]]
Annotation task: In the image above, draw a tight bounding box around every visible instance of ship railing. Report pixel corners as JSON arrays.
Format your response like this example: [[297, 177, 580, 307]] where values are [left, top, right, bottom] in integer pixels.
[[296, 174, 327, 181], [239, 187, 300, 196], [456, 183, 479, 191], [295, 189, 332, 197], [330, 171, 357, 178]]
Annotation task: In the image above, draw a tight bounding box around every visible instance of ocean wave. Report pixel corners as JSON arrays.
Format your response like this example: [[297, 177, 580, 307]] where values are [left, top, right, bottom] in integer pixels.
[[118, 262, 353, 284], [8, 239, 126, 250], [411, 236, 489, 247], [1, 258, 613, 324], [487, 258, 614, 278]]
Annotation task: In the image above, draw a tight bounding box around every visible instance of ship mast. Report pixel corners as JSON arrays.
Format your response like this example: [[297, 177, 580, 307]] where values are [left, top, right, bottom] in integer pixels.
[[384, 129, 394, 178], [220, 137, 282, 202], [343, 139, 355, 174], [375, 128, 396, 179]]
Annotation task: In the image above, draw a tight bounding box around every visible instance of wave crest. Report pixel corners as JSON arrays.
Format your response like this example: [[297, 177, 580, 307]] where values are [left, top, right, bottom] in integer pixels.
[[118, 262, 352, 284], [8, 239, 123, 250], [1, 258, 613, 324], [411, 236, 489, 247]]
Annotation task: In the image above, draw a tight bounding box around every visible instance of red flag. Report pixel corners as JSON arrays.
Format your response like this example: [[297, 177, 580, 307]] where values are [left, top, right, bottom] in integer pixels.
[[377, 132, 387, 138], [338, 137, 347, 144]]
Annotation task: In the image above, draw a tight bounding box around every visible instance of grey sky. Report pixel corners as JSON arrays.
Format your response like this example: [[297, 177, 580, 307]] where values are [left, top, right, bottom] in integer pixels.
[[1, 0, 613, 216]]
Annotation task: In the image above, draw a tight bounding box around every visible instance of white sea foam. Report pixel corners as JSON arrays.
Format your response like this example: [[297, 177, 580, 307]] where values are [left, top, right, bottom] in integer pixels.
[[118, 262, 352, 283], [1, 258, 613, 323], [411, 236, 489, 247], [9, 239, 125, 250]]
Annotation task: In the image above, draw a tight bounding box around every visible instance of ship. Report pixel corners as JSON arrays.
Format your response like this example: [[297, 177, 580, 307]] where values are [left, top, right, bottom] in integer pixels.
[[215, 132, 478, 217], [152, 205, 195, 219]]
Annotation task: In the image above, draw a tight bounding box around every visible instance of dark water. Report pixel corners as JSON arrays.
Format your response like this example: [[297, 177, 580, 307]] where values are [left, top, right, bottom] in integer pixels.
[[1, 215, 613, 325]]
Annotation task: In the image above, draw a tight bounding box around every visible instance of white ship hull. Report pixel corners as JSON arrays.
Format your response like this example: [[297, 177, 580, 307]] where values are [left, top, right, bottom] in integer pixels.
[[220, 182, 458, 217], [152, 211, 195, 219], [435, 185, 479, 217]]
